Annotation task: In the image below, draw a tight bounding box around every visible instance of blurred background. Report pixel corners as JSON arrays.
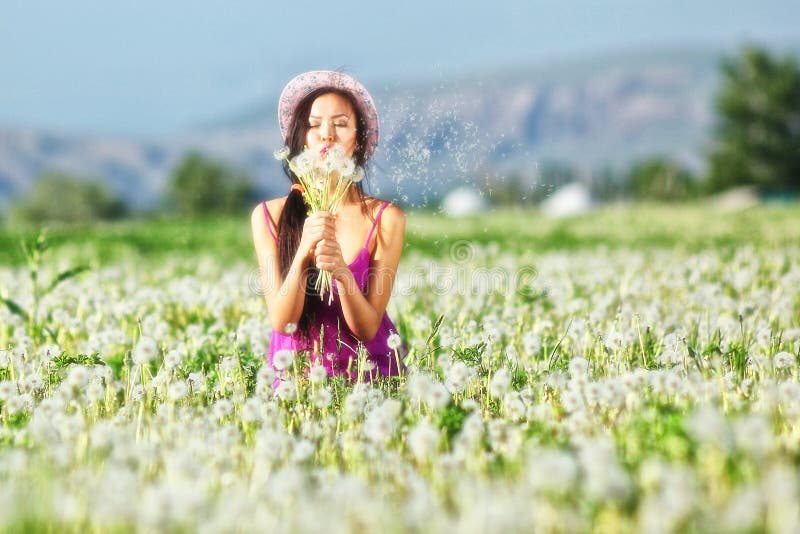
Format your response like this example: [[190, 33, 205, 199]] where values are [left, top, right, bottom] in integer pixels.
[[0, 0, 798, 224]]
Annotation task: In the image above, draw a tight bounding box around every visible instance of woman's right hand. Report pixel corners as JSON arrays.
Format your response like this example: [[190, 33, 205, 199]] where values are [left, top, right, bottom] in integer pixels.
[[297, 211, 336, 264]]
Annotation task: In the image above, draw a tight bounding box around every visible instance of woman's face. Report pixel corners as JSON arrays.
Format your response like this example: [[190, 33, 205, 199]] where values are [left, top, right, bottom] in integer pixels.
[[306, 92, 358, 157]]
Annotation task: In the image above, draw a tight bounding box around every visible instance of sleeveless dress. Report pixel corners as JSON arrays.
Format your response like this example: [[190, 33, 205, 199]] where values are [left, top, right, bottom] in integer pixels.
[[262, 200, 406, 381]]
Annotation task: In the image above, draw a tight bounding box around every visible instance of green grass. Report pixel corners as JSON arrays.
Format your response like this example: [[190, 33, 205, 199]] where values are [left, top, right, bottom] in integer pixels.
[[1, 202, 798, 266]]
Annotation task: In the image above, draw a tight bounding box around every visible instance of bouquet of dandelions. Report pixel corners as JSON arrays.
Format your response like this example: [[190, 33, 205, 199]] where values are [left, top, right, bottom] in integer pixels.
[[274, 144, 365, 302]]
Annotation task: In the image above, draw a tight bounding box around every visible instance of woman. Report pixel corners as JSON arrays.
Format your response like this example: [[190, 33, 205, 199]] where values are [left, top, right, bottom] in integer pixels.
[[251, 71, 406, 381]]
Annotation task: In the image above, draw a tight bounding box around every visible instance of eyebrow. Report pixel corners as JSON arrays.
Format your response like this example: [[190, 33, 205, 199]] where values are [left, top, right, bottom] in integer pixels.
[[309, 114, 350, 120]]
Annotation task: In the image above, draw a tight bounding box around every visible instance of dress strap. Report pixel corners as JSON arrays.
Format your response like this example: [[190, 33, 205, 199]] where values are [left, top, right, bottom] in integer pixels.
[[262, 202, 278, 242], [364, 201, 391, 249]]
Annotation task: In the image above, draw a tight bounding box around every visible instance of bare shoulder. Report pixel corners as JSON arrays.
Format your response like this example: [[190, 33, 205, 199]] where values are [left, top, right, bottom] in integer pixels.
[[369, 198, 405, 238], [380, 203, 405, 229], [250, 197, 288, 227]]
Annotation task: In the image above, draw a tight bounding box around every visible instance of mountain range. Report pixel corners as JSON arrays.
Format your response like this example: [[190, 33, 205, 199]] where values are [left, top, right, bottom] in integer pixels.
[[0, 46, 775, 209]]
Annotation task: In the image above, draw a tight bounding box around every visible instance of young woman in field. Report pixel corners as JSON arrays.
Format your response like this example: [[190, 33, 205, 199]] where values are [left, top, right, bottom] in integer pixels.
[[251, 71, 406, 381]]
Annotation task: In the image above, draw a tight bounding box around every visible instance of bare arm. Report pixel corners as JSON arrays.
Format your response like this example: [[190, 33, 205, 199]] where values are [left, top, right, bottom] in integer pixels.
[[250, 201, 336, 333], [314, 204, 406, 340]]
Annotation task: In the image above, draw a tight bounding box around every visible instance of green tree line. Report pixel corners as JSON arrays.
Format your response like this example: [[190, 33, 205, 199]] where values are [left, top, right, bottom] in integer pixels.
[[492, 44, 800, 205], [3, 43, 798, 224], [5, 151, 259, 226]]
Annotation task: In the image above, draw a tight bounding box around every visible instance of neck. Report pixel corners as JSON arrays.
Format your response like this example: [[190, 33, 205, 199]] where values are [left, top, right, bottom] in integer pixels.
[[340, 186, 361, 205]]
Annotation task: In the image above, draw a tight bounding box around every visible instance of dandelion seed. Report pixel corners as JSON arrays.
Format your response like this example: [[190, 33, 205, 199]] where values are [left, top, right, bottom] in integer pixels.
[[0, 381, 18, 401], [503, 392, 526, 422], [187, 372, 206, 394], [560, 387, 584, 414], [276, 379, 296, 401], [66, 366, 90, 389], [273, 146, 290, 160], [568, 356, 589, 378], [773, 351, 796, 369], [444, 360, 474, 393], [241, 397, 263, 423], [212, 399, 233, 419], [339, 158, 356, 178], [4, 394, 24, 415], [130, 384, 145, 402], [133, 336, 159, 365], [21, 373, 44, 394], [408, 420, 440, 461], [489, 368, 511, 399], [273, 349, 295, 371], [164, 349, 182, 369], [387, 332, 403, 351], [424, 382, 450, 411], [527, 449, 578, 493], [220, 356, 238, 372], [291, 439, 316, 462], [86, 382, 105, 403], [312, 387, 333, 409], [167, 381, 188, 401], [309, 364, 328, 384], [685, 406, 731, 450]]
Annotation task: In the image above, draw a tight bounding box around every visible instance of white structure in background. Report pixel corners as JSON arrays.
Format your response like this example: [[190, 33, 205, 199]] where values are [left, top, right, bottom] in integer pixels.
[[541, 182, 594, 218], [441, 187, 488, 216], [712, 186, 761, 211]]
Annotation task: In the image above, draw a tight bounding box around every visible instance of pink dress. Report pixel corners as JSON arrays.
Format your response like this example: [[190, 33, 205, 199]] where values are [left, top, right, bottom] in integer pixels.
[[262, 200, 406, 380]]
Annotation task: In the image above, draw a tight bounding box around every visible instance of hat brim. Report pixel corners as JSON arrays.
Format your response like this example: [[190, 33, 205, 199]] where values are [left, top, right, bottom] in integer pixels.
[[278, 71, 379, 159]]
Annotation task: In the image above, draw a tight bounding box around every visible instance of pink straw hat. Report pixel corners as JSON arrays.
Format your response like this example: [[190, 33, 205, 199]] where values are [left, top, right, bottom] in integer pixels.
[[278, 70, 380, 159]]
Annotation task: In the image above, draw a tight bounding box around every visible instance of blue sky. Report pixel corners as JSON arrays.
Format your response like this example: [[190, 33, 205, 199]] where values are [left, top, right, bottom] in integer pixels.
[[1, 0, 798, 138]]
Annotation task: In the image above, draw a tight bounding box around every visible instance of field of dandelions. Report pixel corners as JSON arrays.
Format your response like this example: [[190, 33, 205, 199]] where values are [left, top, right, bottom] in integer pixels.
[[1, 204, 799, 533]]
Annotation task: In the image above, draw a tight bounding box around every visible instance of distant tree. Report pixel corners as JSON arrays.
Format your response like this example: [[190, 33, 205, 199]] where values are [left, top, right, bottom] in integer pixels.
[[10, 171, 127, 224], [486, 170, 538, 206], [168, 152, 256, 216], [706, 45, 800, 194], [628, 157, 696, 201], [588, 166, 627, 203]]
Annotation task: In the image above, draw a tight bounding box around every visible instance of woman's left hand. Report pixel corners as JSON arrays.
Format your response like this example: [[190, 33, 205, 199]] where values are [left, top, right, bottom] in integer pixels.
[[314, 238, 349, 282]]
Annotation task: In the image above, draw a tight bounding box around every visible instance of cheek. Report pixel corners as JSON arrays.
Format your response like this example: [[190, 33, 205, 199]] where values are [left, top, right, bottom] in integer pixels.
[[342, 130, 357, 150]]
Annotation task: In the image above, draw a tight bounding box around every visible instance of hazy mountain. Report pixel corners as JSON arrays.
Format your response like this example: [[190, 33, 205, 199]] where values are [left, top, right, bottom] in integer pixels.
[[0, 46, 764, 209]]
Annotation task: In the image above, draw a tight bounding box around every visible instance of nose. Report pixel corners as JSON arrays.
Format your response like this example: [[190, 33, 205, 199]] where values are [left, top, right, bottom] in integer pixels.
[[319, 122, 335, 144]]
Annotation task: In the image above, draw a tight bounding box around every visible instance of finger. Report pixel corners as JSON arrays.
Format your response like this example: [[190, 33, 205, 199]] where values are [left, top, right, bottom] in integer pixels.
[[315, 258, 333, 271], [311, 213, 334, 228], [309, 219, 335, 234], [316, 247, 337, 260]]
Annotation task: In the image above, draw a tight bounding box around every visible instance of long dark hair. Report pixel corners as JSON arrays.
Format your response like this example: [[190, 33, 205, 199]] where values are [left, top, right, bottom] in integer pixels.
[[277, 87, 373, 335]]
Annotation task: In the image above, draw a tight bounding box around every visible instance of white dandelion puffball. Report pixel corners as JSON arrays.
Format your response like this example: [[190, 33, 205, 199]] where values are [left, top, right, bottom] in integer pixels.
[[273, 146, 290, 160], [291, 151, 315, 176], [773, 351, 796, 369], [133, 336, 159, 364], [309, 364, 328, 384], [350, 166, 365, 183], [489, 368, 512, 399], [387, 333, 403, 351], [273, 349, 295, 371], [568, 356, 589, 378]]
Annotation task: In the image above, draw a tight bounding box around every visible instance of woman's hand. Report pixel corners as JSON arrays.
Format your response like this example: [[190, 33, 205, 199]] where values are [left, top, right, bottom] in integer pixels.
[[314, 237, 350, 282], [297, 211, 336, 265]]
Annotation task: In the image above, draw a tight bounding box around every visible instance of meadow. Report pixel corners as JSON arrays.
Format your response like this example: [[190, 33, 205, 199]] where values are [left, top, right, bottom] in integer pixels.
[[1, 202, 799, 533]]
